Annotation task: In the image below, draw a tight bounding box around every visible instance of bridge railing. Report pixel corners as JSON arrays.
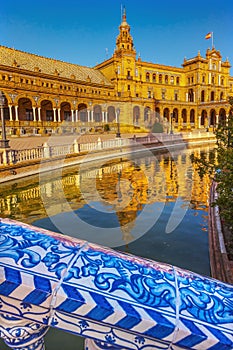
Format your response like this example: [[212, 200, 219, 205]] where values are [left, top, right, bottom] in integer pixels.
[[0, 218, 232, 349], [0, 132, 215, 166]]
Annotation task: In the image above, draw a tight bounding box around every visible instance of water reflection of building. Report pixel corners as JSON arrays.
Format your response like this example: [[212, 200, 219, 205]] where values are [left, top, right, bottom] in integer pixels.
[[0, 148, 212, 232]]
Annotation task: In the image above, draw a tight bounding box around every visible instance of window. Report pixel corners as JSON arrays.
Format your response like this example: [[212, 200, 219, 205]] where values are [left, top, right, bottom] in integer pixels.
[[46, 110, 53, 121], [146, 72, 150, 82], [165, 75, 168, 84], [201, 90, 205, 102], [152, 74, 156, 83], [26, 109, 33, 121], [176, 77, 180, 85], [159, 74, 162, 83], [170, 76, 174, 84]]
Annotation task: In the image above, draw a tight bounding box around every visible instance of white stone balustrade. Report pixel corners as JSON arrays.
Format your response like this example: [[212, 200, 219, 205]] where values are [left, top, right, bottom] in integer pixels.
[[0, 133, 215, 167]]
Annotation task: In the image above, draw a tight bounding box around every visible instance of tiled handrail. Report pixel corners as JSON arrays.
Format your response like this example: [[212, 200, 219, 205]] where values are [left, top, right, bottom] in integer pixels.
[[1, 218, 232, 350]]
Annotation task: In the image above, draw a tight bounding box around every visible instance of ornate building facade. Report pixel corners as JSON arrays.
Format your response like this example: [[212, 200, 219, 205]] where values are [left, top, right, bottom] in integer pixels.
[[0, 9, 233, 136]]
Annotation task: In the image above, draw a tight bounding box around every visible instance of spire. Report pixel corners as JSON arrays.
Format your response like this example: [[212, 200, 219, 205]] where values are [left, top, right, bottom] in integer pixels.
[[114, 7, 136, 58], [122, 6, 127, 24]]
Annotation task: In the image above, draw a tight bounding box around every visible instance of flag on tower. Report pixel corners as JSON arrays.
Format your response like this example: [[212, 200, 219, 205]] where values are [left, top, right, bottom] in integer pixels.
[[205, 32, 212, 40]]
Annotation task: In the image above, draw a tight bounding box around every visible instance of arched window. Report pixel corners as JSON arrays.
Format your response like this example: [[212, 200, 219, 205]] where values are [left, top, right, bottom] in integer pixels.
[[159, 74, 163, 83], [146, 72, 150, 82], [152, 74, 156, 83], [201, 90, 205, 102], [165, 75, 168, 84], [210, 91, 215, 101]]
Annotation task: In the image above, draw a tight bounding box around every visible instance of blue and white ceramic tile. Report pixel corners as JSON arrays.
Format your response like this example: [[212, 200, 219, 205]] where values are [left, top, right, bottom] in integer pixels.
[[0, 218, 233, 350]]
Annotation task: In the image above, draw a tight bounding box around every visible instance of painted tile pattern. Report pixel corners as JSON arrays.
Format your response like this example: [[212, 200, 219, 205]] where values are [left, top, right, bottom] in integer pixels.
[[0, 218, 232, 349]]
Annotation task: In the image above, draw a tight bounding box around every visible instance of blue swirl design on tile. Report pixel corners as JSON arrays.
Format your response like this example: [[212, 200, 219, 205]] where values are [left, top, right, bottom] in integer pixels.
[[0, 220, 233, 350]]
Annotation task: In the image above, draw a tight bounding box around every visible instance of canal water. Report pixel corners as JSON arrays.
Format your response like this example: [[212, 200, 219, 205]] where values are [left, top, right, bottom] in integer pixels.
[[0, 144, 214, 349]]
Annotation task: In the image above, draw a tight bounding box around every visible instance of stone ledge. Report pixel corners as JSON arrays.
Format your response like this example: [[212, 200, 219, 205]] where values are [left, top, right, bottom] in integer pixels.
[[208, 181, 233, 284]]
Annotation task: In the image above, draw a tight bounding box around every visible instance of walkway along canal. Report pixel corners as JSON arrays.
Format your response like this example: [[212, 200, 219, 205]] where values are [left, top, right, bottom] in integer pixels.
[[1, 141, 231, 349]]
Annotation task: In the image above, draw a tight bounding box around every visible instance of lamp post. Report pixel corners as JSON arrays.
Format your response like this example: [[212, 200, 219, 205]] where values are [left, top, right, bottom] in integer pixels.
[[0, 91, 10, 148], [116, 107, 121, 138]]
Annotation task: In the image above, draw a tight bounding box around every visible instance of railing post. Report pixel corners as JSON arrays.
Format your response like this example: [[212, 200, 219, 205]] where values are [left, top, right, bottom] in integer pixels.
[[73, 139, 80, 153], [42, 142, 50, 159], [0, 314, 49, 349]]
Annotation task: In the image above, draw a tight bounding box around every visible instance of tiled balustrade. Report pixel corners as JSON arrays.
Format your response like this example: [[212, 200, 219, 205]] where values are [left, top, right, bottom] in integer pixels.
[[0, 218, 232, 349]]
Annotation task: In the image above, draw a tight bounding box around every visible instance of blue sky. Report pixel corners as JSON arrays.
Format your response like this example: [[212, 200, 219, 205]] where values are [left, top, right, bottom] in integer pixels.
[[1, 0, 233, 73]]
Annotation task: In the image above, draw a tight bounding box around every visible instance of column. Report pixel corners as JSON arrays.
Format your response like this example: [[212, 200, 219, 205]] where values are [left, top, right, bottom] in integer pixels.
[[33, 106, 36, 121], [102, 111, 105, 122], [58, 108, 61, 122], [53, 108, 57, 122], [91, 110, 94, 122], [209, 72, 211, 84], [15, 105, 19, 121], [38, 107, 41, 122], [75, 110, 78, 122], [8, 105, 13, 121], [71, 109, 74, 122], [0, 314, 48, 350]]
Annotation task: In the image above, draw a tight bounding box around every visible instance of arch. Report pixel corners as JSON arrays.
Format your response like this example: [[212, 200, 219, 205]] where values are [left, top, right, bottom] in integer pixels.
[[78, 103, 88, 122], [18, 97, 33, 122], [144, 107, 151, 123], [15, 94, 35, 107], [107, 106, 115, 123], [61, 101, 71, 121], [155, 107, 161, 122], [210, 91, 215, 101], [188, 89, 194, 102], [219, 108, 226, 126], [210, 109, 216, 127], [201, 110, 207, 126], [201, 90, 205, 102], [41, 99, 53, 122], [133, 106, 140, 125], [163, 108, 170, 121], [190, 109, 195, 125], [173, 108, 178, 123], [93, 104, 102, 122], [182, 109, 187, 123]]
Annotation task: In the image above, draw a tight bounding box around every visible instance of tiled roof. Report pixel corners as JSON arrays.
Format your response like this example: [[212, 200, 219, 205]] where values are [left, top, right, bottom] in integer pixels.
[[0, 45, 112, 86]]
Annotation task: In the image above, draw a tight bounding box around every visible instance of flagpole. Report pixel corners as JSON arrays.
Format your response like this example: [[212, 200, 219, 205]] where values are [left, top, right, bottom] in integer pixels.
[[212, 31, 214, 49]]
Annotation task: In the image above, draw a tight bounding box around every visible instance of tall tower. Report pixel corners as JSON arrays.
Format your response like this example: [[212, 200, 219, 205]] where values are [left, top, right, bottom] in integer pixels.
[[114, 7, 136, 58]]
